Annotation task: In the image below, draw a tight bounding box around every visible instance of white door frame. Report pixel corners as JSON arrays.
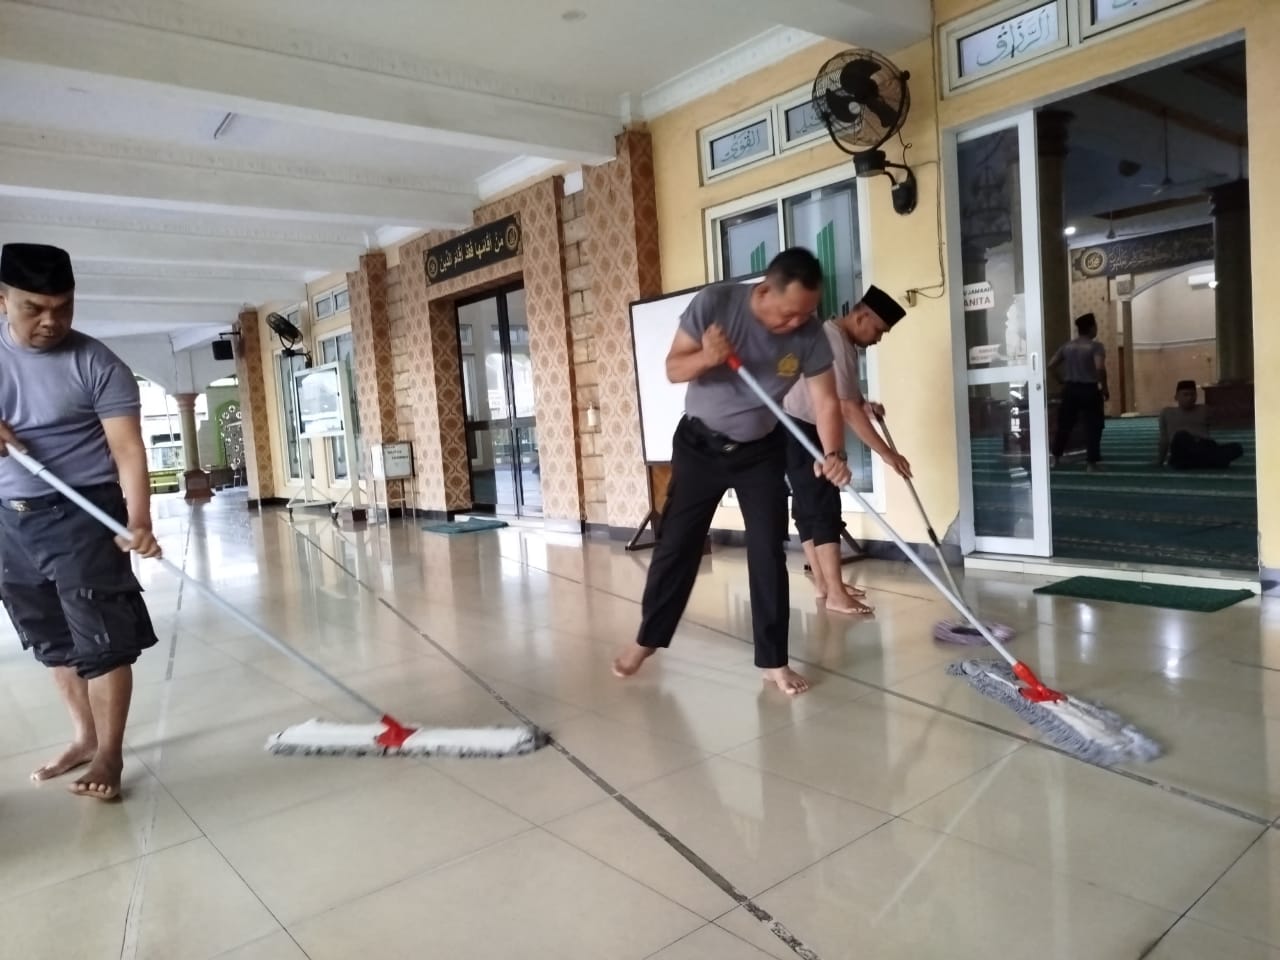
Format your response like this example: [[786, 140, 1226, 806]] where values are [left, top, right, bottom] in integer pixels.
[[945, 110, 1053, 557]]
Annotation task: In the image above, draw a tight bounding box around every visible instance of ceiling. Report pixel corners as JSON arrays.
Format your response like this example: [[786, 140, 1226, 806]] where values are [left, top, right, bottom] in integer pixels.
[[1060, 44, 1247, 248], [0, 0, 928, 348]]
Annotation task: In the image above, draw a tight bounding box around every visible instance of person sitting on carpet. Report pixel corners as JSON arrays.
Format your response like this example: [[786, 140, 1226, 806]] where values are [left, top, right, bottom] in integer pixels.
[[1155, 379, 1244, 470]]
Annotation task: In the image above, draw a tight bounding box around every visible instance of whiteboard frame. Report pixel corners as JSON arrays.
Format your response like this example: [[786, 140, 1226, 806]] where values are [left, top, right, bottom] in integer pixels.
[[628, 276, 759, 465]]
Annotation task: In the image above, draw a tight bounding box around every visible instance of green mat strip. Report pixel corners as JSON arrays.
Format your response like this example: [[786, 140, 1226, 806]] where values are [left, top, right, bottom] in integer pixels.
[[421, 518, 509, 535], [1032, 576, 1254, 612]]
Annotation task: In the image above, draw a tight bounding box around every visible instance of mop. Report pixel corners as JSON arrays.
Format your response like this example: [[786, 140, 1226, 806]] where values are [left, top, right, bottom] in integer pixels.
[[872, 411, 1015, 646], [727, 356, 1160, 766], [9, 448, 547, 759]]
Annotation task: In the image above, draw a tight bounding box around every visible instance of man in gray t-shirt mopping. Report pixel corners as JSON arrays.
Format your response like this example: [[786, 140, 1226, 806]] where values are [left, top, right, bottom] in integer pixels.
[[613, 249, 851, 695], [0, 243, 162, 801]]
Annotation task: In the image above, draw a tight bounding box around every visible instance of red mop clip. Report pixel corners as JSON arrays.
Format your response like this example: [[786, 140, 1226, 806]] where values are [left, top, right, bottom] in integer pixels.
[[375, 715, 418, 748], [726, 354, 742, 372], [1012, 662, 1066, 703]]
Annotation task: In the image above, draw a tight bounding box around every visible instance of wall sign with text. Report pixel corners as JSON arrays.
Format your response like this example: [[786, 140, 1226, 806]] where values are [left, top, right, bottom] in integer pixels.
[[425, 215, 522, 283], [940, 0, 1198, 95]]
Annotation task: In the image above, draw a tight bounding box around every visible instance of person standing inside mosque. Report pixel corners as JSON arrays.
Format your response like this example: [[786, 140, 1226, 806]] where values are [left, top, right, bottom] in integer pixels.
[[1049, 312, 1108, 471]]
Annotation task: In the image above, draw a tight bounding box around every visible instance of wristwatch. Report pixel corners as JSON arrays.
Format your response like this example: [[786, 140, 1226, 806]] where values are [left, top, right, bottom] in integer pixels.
[[824, 450, 848, 462]]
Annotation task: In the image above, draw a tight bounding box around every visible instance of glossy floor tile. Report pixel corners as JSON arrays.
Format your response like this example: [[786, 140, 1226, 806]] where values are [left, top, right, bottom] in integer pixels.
[[1, 492, 1277, 958]]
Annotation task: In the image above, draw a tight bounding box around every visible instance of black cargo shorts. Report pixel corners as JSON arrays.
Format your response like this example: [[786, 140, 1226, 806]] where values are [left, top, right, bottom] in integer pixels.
[[0, 482, 158, 679]]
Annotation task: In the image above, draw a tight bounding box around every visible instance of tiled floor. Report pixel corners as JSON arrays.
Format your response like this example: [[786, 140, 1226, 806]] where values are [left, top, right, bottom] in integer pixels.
[[3, 493, 1279, 959]]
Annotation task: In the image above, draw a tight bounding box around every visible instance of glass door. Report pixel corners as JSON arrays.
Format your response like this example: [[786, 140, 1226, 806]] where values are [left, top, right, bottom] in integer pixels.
[[947, 111, 1052, 555], [457, 286, 541, 517]]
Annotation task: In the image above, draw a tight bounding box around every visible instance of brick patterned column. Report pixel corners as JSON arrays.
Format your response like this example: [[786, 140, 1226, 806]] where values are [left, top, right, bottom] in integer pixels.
[[232, 307, 275, 503], [346, 251, 403, 503], [585, 129, 662, 529], [398, 233, 472, 512]]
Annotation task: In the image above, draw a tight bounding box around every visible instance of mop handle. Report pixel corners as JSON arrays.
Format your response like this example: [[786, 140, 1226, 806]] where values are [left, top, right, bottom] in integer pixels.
[[872, 412, 967, 601], [6, 448, 388, 718], [726, 355, 1018, 668], [874, 413, 938, 544]]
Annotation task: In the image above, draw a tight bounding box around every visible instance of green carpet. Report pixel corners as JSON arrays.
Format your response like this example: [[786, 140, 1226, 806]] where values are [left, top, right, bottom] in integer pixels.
[[421, 517, 509, 535], [1033, 575, 1254, 611], [972, 416, 1257, 571]]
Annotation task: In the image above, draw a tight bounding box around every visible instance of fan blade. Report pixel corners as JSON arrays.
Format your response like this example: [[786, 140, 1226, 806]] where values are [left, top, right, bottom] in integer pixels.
[[839, 58, 883, 101], [823, 89, 861, 126], [861, 93, 900, 130]]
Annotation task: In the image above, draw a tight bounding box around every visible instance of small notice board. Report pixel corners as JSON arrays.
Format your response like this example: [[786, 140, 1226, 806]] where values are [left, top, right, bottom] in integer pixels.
[[370, 442, 414, 480]]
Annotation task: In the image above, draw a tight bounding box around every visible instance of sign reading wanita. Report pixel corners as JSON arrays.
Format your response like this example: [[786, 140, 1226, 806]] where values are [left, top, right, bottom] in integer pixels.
[[426, 215, 522, 283], [962, 281, 995, 311]]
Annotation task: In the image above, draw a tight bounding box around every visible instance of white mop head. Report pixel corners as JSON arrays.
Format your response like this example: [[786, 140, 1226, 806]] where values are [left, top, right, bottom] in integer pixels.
[[947, 659, 1161, 765], [265, 718, 549, 759]]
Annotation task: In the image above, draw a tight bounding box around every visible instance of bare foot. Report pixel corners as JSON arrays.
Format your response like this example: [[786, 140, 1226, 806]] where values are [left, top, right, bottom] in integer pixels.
[[844, 583, 867, 598], [612, 645, 656, 678], [825, 591, 875, 615], [68, 755, 122, 802], [31, 740, 97, 783], [762, 667, 810, 696]]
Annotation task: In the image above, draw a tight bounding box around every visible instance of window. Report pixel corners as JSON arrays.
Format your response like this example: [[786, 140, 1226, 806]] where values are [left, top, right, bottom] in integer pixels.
[[311, 284, 349, 321], [700, 108, 775, 181], [317, 331, 359, 481], [776, 89, 829, 150], [1078, 0, 1193, 38], [278, 350, 311, 481], [705, 168, 880, 501]]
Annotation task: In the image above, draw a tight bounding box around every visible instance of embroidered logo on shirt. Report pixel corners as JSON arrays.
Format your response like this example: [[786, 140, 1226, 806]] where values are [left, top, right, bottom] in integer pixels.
[[776, 353, 800, 377]]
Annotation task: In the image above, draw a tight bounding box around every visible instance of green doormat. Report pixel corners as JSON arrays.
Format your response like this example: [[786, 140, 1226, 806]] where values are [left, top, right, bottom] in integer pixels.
[[421, 518, 509, 535], [1033, 576, 1254, 612]]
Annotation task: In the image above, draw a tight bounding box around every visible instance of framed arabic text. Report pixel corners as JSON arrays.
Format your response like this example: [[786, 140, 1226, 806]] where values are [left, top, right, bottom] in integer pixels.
[[1079, 0, 1196, 38], [944, 0, 1069, 91], [425, 215, 522, 283]]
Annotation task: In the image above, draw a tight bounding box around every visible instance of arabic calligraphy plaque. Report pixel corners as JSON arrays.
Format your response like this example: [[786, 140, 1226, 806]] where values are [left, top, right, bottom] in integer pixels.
[[425, 214, 522, 283], [1072, 223, 1213, 279]]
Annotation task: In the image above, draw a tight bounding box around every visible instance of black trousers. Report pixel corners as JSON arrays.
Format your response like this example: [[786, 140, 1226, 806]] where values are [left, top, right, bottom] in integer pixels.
[[784, 420, 843, 546], [639, 416, 790, 669], [1053, 382, 1104, 463], [1169, 431, 1244, 470]]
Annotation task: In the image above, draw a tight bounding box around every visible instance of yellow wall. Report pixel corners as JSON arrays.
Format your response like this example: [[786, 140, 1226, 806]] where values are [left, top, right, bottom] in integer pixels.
[[931, 0, 1279, 569], [649, 0, 1279, 571], [648, 38, 958, 545]]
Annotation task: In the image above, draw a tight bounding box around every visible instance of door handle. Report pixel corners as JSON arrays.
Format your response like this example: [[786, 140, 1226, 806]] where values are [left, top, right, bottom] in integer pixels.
[[1029, 351, 1041, 391]]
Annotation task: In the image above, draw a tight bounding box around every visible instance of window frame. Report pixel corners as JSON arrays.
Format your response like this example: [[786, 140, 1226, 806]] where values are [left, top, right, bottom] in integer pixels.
[[316, 327, 358, 485], [941, 0, 1071, 94], [311, 283, 350, 321], [774, 84, 831, 153], [702, 164, 885, 512], [698, 103, 778, 183]]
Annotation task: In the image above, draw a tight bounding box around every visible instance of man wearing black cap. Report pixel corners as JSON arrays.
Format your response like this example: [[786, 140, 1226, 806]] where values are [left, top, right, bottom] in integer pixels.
[[782, 286, 912, 615], [0, 243, 161, 802], [612, 248, 851, 695]]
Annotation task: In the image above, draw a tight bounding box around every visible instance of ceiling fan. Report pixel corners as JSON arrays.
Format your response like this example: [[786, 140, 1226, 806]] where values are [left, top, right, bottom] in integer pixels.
[[1140, 110, 1228, 196]]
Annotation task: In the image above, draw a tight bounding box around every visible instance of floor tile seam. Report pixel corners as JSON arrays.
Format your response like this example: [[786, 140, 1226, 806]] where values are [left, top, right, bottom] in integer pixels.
[[0, 825, 203, 910], [889, 746, 1263, 917], [518, 547, 1280, 830], [118, 520, 200, 960], [285, 521, 832, 960], [700, 751, 904, 819], [532, 819, 738, 928], [282, 823, 545, 928], [207, 930, 314, 960], [1135, 823, 1276, 959], [707, 815, 903, 927]]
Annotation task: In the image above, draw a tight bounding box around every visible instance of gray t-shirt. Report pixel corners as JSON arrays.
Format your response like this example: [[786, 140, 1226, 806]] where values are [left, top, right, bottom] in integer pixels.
[[0, 325, 140, 498], [680, 283, 832, 441], [1052, 337, 1105, 383], [783, 320, 862, 424]]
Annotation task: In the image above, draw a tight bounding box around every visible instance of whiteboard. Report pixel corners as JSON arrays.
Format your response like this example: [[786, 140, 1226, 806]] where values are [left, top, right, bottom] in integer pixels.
[[629, 278, 756, 463]]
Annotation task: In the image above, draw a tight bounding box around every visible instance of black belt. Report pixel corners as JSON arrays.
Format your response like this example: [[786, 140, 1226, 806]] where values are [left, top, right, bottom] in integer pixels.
[[684, 416, 752, 453], [0, 483, 117, 513]]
